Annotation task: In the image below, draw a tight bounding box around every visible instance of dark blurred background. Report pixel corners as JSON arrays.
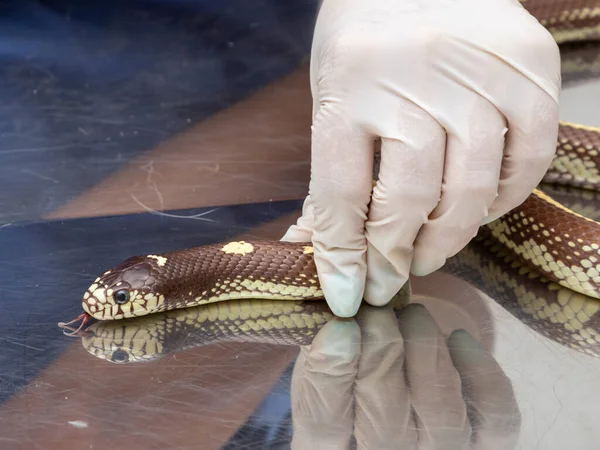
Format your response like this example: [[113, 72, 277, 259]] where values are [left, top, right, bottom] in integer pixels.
[[0, 0, 318, 223]]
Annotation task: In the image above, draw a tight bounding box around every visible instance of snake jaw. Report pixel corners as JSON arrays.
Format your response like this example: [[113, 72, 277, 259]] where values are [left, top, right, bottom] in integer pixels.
[[57, 312, 93, 337]]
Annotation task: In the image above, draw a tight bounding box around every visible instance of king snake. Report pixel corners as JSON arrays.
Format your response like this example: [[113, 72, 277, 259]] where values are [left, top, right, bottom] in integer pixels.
[[80, 227, 600, 362], [60, 0, 600, 348]]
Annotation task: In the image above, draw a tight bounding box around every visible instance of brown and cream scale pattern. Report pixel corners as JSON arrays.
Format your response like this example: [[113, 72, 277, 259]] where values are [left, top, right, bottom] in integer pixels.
[[521, 0, 600, 43], [544, 122, 600, 189], [82, 240, 323, 320], [485, 188, 600, 299]]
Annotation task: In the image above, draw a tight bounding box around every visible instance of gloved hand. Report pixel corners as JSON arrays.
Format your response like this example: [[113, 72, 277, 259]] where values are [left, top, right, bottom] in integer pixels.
[[281, 0, 561, 317]]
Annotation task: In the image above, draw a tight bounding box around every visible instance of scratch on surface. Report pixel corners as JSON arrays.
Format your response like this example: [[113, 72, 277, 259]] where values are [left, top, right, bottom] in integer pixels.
[[68, 421, 89, 429], [28, 62, 57, 81], [534, 382, 565, 449], [0, 142, 115, 155], [202, 162, 220, 175], [20, 169, 59, 184], [0, 337, 43, 351], [0, 260, 93, 278], [139, 160, 165, 211], [130, 193, 220, 222]]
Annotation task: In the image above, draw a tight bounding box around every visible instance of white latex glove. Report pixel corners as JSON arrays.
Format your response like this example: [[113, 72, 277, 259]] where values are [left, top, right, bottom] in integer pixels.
[[282, 0, 561, 317]]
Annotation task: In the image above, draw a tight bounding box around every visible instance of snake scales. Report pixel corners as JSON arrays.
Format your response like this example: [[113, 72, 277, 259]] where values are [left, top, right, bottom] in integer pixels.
[[61, 1, 600, 345], [81, 225, 600, 363]]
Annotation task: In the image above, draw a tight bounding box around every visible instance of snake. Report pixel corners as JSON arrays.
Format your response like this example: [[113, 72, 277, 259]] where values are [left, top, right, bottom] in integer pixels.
[[60, 0, 600, 343], [79, 227, 600, 363]]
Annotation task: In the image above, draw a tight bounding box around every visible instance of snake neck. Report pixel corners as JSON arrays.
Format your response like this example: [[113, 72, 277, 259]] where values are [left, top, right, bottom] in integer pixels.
[[147, 240, 324, 312]]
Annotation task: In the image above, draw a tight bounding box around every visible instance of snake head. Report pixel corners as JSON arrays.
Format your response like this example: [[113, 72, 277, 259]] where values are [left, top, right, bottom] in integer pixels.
[[82, 255, 168, 320]]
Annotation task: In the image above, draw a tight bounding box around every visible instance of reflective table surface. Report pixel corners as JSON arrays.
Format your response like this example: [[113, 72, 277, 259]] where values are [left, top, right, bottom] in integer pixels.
[[1, 2, 600, 449]]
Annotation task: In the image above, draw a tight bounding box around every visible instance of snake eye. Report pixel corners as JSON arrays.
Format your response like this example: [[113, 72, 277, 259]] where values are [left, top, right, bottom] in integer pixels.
[[111, 349, 129, 363], [114, 289, 130, 304]]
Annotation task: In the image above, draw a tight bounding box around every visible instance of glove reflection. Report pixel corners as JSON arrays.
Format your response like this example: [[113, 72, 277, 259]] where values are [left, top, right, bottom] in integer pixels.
[[290, 303, 520, 450]]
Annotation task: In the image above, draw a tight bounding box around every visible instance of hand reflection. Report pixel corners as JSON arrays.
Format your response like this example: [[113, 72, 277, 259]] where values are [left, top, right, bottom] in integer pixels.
[[291, 302, 521, 450]]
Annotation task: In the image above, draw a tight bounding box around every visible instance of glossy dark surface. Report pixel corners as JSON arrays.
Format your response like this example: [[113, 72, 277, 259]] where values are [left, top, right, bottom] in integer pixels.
[[1, 2, 600, 449]]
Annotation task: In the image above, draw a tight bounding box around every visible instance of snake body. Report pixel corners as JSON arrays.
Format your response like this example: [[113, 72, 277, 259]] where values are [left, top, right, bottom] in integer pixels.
[[80, 231, 600, 363], [73, 1, 600, 326]]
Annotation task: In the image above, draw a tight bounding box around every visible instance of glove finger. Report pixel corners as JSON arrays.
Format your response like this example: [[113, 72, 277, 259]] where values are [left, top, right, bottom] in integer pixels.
[[281, 195, 315, 243], [397, 304, 472, 450], [483, 89, 558, 223], [410, 97, 506, 276], [363, 100, 446, 306], [429, 15, 560, 223], [479, 15, 560, 222], [290, 319, 361, 449], [353, 303, 416, 450], [309, 108, 374, 317], [447, 330, 521, 450]]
